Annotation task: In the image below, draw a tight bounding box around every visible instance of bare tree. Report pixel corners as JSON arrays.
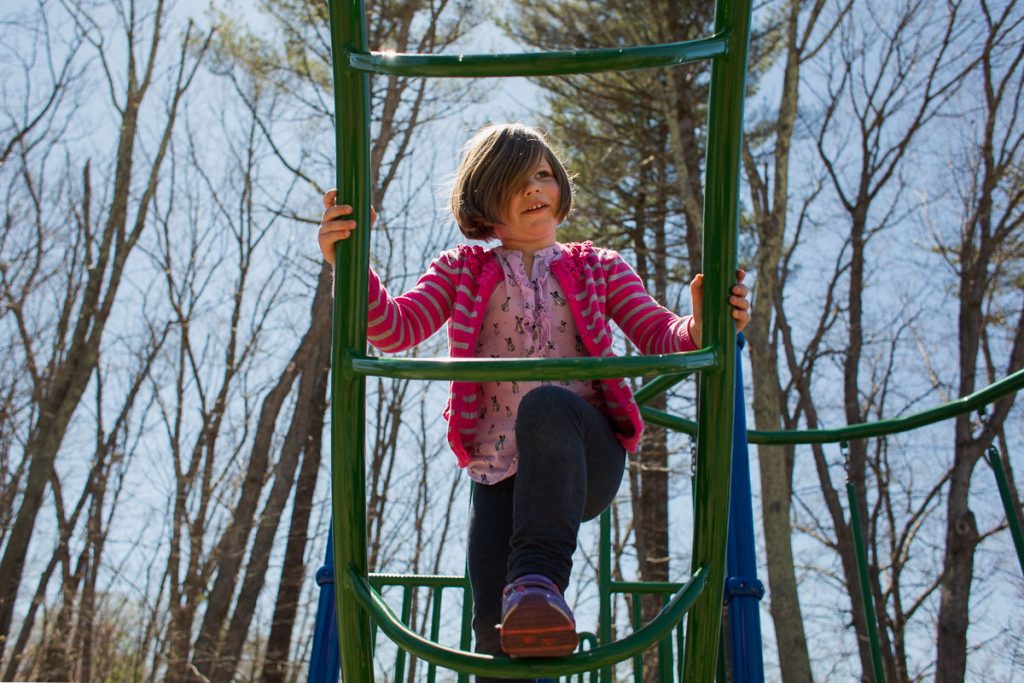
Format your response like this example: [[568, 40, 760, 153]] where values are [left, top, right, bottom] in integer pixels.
[[0, 313, 165, 681], [183, 1, 482, 679], [788, 0, 991, 678], [0, 1, 83, 168], [933, 2, 1024, 679], [0, 0, 209, 668], [742, 1, 849, 679], [29, 325, 167, 682], [150, 86, 294, 683]]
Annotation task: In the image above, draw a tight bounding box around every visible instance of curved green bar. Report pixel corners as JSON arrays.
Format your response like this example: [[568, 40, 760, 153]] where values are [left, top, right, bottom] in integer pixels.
[[347, 566, 706, 678], [610, 580, 687, 594], [640, 367, 1024, 445], [347, 347, 718, 381], [347, 35, 728, 78]]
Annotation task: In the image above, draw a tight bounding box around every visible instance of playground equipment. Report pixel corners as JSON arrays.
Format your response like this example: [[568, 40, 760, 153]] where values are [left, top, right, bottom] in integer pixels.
[[310, 0, 1024, 678], [310, 336, 764, 683]]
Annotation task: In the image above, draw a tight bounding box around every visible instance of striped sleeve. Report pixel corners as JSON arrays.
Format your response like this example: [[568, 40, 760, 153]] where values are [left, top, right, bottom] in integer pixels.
[[603, 252, 696, 355], [365, 251, 460, 353]]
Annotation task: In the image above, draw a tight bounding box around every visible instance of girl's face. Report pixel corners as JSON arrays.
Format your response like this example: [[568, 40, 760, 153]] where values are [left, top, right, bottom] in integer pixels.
[[493, 158, 561, 252]]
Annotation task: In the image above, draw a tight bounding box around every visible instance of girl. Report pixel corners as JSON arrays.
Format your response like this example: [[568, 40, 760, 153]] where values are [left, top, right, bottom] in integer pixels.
[[318, 123, 750, 674]]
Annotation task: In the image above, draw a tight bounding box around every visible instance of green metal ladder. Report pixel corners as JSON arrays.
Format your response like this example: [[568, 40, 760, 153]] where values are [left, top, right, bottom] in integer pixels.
[[326, 0, 754, 679], [325, 0, 744, 679], [320, 0, 1024, 678]]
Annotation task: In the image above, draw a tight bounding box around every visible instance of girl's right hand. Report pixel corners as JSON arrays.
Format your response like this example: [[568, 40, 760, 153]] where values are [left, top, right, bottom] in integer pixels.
[[318, 188, 377, 265]]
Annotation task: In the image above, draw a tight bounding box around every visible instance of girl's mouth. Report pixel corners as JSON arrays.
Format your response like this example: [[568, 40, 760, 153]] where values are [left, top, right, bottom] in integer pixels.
[[524, 202, 547, 213]]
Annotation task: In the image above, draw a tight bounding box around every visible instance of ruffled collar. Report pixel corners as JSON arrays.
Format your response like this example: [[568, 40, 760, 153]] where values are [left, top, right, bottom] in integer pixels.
[[493, 243, 562, 281]]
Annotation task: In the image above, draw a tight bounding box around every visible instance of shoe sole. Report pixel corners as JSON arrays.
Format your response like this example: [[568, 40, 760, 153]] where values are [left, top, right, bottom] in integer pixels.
[[500, 593, 578, 658]]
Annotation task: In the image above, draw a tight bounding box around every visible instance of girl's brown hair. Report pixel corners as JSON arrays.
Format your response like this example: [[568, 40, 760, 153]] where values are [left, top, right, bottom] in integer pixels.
[[450, 123, 573, 240]]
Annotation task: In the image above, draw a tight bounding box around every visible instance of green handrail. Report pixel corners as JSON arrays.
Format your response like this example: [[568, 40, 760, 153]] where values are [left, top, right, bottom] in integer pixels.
[[347, 35, 728, 78], [640, 366, 1024, 445], [598, 509, 613, 683], [347, 566, 707, 678]]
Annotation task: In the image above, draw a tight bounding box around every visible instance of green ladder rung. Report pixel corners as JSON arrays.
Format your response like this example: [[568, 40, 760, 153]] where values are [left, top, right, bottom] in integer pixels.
[[349, 566, 707, 679], [367, 573, 698, 679], [345, 34, 730, 78], [345, 348, 720, 381]]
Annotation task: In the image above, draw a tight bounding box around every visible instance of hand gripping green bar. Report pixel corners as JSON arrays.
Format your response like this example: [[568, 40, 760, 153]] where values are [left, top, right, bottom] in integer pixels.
[[326, 0, 752, 679]]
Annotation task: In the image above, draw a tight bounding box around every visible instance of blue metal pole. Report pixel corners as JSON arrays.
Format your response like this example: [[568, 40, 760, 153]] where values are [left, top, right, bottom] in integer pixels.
[[725, 334, 765, 682], [309, 527, 341, 683]]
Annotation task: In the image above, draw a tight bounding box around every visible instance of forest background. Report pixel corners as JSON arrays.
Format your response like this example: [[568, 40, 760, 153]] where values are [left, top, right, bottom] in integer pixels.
[[1, 0, 1022, 681]]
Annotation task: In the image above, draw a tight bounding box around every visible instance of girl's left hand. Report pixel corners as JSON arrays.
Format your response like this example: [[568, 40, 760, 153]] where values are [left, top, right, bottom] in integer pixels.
[[689, 270, 751, 347]]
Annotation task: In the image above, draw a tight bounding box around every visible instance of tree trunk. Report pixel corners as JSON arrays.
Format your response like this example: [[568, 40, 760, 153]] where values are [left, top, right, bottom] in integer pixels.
[[740, 1, 818, 678], [936, 12, 1024, 674], [935, 245, 988, 682], [934, 420, 982, 682], [204, 272, 333, 682], [259, 275, 334, 683], [0, 3, 206, 659], [187, 338, 307, 680], [260, 358, 327, 683]]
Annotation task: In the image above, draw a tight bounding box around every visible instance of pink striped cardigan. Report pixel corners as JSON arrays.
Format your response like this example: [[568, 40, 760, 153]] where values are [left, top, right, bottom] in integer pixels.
[[366, 241, 696, 468]]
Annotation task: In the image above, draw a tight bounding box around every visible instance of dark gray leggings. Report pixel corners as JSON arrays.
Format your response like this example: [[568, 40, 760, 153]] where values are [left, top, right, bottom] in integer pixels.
[[468, 386, 626, 680]]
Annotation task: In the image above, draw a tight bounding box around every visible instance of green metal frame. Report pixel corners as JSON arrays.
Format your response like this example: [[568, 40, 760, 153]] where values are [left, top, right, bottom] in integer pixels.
[[323, 0, 1024, 679], [326, 0, 751, 679], [323, 0, 1021, 679]]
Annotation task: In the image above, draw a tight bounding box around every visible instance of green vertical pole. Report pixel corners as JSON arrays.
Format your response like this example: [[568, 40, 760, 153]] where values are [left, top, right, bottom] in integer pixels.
[[846, 480, 886, 683], [599, 509, 613, 683], [681, 0, 751, 681], [631, 597, 643, 682], [657, 593, 672, 682], [427, 587, 444, 683], [459, 575, 472, 683], [984, 446, 1024, 580], [326, 0, 374, 680], [676, 620, 684, 681], [394, 588, 413, 682]]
